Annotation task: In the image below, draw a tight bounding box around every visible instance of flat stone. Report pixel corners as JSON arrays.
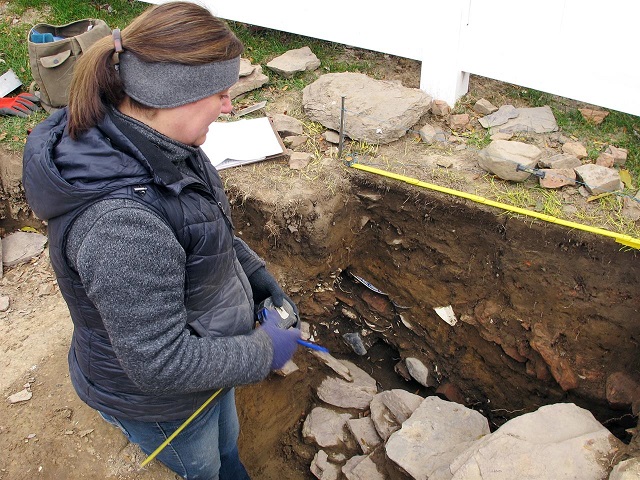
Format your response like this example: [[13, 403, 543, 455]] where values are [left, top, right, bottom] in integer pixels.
[[562, 141, 588, 159], [322, 130, 341, 144], [574, 164, 622, 195], [491, 106, 558, 134], [370, 389, 423, 441], [405, 357, 431, 387], [610, 457, 640, 480], [272, 113, 304, 136], [2, 231, 48, 267], [302, 406, 353, 448], [230, 64, 269, 99], [311, 351, 352, 381], [490, 132, 513, 141], [606, 145, 628, 165], [317, 361, 377, 410], [473, 98, 498, 115], [595, 152, 615, 168], [0, 295, 9, 312], [419, 123, 446, 144], [386, 396, 490, 480], [283, 135, 307, 149], [539, 168, 576, 189], [347, 417, 382, 454], [310, 450, 341, 480], [274, 359, 299, 377], [7, 388, 32, 403], [239, 58, 255, 77], [342, 453, 385, 480], [478, 104, 518, 128], [579, 107, 609, 124], [538, 153, 582, 169], [449, 403, 623, 480], [431, 99, 450, 116], [449, 113, 470, 131], [289, 152, 314, 170], [622, 191, 640, 221], [303, 72, 432, 144], [266, 46, 320, 78], [342, 332, 367, 355]]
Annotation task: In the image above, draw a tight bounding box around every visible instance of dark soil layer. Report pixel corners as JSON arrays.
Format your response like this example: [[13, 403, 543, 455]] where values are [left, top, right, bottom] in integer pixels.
[[232, 168, 640, 477]]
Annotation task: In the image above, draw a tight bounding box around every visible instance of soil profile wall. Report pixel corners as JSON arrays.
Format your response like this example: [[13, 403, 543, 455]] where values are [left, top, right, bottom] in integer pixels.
[[230, 172, 640, 432]]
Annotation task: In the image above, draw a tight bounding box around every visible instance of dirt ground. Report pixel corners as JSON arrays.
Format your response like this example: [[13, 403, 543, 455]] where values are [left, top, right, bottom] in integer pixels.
[[1, 41, 639, 480]]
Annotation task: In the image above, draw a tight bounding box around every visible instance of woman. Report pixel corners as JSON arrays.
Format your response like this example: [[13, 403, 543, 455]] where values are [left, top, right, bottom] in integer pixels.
[[22, 2, 300, 479]]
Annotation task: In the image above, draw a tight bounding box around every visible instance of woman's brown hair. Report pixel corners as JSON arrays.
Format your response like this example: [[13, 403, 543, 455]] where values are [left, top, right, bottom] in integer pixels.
[[67, 1, 244, 139]]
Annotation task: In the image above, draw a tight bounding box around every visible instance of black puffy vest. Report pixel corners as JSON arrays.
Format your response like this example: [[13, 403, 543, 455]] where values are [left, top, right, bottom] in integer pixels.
[[24, 110, 255, 420]]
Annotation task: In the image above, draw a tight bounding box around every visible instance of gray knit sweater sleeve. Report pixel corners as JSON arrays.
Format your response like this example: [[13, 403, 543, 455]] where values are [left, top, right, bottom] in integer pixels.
[[66, 198, 273, 395]]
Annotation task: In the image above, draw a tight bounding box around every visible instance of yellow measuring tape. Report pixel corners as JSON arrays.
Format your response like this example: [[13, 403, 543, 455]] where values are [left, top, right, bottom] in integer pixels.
[[349, 163, 640, 250], [139, 388, 222, 469]]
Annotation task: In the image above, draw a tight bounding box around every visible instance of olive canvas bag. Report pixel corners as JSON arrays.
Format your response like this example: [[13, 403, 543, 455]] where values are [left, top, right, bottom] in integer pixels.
[[27, 19, 111, 111]]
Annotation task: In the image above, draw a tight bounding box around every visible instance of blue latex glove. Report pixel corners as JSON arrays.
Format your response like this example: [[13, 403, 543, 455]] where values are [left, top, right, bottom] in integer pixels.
[[260, 309, 300, 370], [248, 267, 299, 316]]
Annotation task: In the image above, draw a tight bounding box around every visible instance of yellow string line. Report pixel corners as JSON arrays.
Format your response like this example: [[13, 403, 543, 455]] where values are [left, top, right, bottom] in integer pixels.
[[349, 163, 640, 250], [139, 388, 223, 469]]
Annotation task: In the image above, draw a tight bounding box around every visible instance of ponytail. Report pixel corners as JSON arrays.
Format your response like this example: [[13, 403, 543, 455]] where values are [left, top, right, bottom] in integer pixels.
[[67, 35, 125, 139]]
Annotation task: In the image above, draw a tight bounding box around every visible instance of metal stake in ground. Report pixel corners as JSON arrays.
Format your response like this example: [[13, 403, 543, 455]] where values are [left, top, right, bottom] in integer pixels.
[[338, 95, 346, 158]]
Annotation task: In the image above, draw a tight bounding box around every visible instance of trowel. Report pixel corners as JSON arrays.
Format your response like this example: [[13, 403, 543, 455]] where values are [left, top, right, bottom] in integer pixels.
[[0, 69, 22, 98]]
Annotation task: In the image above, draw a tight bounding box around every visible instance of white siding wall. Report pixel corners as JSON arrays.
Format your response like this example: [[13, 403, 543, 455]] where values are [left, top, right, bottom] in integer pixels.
[[143, 0, 640, 116]]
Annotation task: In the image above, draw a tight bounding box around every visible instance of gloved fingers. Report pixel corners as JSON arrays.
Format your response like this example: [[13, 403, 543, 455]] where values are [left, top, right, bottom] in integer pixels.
[[0, 106, 29, 118], [16, 93, 41, 104], [15, 97, 40, 111], [248, 266, 283, 304], [261, 317, 301, 370], [258, 308, 282, 325], [269, 287, 286, 308], [282, 294, 299, 316], [10, 103, 32, 115]]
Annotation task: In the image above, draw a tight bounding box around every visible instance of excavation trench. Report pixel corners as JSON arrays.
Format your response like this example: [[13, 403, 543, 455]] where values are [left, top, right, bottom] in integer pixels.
[[228, 171, 640, 479]]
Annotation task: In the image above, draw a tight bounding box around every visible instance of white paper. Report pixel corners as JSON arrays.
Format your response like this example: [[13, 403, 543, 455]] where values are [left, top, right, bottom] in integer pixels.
[[200, 117, 284, 169]]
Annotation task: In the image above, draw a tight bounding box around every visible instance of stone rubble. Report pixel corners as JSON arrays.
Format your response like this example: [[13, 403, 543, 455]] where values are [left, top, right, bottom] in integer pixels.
[[215, 47, 637, 221], [302, 356, 630, 480]]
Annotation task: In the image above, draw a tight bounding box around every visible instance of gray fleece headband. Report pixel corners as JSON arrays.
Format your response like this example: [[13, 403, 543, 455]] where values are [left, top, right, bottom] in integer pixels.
[[119, 53, 240, 108]]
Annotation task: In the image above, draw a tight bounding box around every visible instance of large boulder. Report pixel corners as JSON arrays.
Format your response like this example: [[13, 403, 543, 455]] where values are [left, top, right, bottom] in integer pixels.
[[449, 403, 623, 480], [303, 72, 432, 144]]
